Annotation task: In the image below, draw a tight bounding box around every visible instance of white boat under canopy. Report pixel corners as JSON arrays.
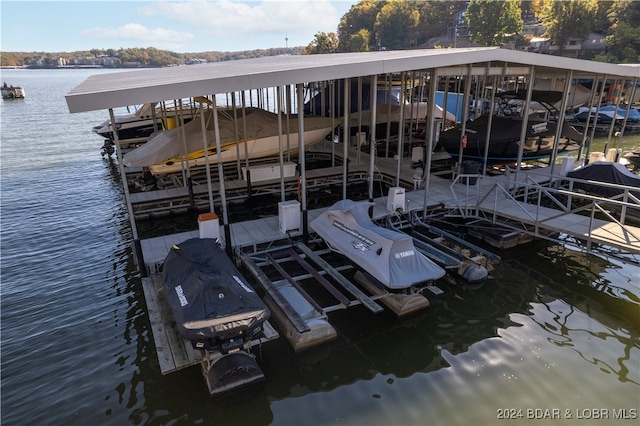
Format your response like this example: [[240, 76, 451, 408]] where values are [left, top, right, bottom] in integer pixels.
[[123, 107, 337, 175]]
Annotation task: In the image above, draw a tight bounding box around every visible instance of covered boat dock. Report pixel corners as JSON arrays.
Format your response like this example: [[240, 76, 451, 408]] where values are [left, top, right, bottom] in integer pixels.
[[66, 47, 640, 394]]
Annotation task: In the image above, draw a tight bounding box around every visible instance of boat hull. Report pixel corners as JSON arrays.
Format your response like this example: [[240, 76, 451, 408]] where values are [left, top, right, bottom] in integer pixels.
[[1, 87, 26, 99], [93, 102, 201, 142], [149, 126, 332, 175]]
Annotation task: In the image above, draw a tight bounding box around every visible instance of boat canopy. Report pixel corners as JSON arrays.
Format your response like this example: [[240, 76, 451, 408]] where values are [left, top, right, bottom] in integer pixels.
[[599, 105, 640, 122], [310, 199, 445, 290]]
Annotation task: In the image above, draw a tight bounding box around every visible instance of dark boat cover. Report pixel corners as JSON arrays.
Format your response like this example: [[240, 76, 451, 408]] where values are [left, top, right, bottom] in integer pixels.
[[310, 199, 445, 290], [499, 89, 564, 106], [567, 162, 640, 198], [437, 115, 583, 162], [163, 238, 269, 342]]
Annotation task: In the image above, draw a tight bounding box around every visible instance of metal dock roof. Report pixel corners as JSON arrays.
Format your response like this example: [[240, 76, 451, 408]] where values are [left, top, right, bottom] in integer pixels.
[[65, 47, 640, 114]]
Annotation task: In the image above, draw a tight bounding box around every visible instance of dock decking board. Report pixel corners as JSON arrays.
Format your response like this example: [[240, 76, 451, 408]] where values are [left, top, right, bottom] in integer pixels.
[[142, 275, 205, 374], [286, 248, 353, 308]]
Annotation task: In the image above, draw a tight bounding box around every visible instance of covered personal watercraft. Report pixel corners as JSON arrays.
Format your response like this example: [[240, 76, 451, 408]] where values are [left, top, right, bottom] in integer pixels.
[[163, 238, 270, 353], [567, 162, 640, 199], [310, 200, 445, 291]]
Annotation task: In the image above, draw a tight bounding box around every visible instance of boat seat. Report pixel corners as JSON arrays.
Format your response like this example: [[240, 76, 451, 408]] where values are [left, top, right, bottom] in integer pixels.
[[539, 137, 555, 150], [524, 137, 539, 150]]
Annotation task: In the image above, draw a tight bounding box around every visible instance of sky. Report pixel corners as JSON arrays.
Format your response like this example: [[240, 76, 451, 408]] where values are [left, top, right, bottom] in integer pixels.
[[1, 1, 359, 53]]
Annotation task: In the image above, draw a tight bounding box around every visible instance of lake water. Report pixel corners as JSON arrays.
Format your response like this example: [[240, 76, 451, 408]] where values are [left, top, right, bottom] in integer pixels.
[[1, 68, 638, 425]]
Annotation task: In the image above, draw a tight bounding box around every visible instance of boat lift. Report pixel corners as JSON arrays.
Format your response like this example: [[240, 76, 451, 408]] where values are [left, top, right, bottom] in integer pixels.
[[239, 240, 442, 352]]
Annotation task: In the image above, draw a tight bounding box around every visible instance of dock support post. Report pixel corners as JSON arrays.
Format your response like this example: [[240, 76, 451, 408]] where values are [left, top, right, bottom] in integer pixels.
[[224, 224, 232, 258], [133, 238, 147, 278], [246, 170, 252, 197], [187, 177, 195, 210], [302, 209, 308, 244]]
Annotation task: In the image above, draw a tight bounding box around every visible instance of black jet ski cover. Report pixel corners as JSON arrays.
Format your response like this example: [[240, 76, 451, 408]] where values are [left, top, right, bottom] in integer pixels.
[[163, 238, 269, 341]]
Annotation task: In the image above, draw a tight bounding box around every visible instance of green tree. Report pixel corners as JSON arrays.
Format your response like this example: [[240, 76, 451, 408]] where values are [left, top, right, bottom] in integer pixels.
[[594, 1, 616, 31], [415, 0, 464, 46], [604, 0, 640, 63], [374, 0, 420, 50], [303, 32, 339, 54], [0, 52, 19, 67], [540, 0, 599, 49], [337, 0, 381, 52], [466, 0, 523, 46], [347, 29, 371, 52], [521, 0, 545, 19]]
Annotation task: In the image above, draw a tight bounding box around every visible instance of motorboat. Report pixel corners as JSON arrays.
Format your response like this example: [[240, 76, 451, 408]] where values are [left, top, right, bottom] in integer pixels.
[[92, 101, 202, 146], [568, 106, 625, 125], [163, 237, 270, 353], [437, 114, 583, 163], [304, 78, 455, 137], [624, 150, 640, 170], [1, 82, 25, 99], [599, 105, 640, 123], [567, 162, 640, 199], [93, 103, 166, 144], [124, 107, 336, 175], [310, 199, 445, 291], [437, 89, 585, 163], [566, 106, 640, 133]]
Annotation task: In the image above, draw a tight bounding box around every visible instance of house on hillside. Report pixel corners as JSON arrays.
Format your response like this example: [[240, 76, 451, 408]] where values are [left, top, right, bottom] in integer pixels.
[[184, 58, 208, 65], [428, 5, 609, 61], [525, 32, 607, 60], [579, 32, 608, 59]]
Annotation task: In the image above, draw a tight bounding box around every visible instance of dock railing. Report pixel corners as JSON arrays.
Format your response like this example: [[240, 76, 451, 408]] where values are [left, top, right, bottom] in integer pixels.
[[448, 168, 640, 262]]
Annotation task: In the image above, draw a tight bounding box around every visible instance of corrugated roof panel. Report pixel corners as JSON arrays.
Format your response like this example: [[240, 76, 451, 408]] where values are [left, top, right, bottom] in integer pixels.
[[65, 47, 640, 113]]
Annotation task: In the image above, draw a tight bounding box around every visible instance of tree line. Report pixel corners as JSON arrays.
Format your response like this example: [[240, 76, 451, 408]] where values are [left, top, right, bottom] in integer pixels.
[[2, 0, 638, 68], [304, 0, 639, 64], [0, 46, 304, 68]]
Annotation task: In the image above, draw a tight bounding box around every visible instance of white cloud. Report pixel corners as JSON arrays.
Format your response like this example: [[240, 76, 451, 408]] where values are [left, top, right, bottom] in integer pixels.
[[80, 23, 196, 50], [137, 0, 342, 38]]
